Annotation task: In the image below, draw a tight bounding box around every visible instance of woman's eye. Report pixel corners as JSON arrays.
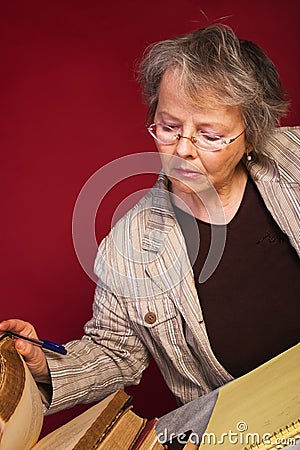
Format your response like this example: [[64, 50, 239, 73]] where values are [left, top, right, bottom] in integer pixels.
[[201, 133, 221, 142], [161, 124, 180, 132]]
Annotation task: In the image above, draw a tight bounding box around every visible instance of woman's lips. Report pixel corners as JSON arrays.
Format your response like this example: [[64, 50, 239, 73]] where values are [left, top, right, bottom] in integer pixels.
[[173, 167, 203, 179]]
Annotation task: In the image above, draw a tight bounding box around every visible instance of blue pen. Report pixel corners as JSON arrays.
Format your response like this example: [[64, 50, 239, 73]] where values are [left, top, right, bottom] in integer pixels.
[[5, 330, 67, 355]]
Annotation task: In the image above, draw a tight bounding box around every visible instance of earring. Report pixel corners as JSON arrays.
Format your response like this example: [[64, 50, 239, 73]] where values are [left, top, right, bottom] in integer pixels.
[[246, 150, 252, 161]]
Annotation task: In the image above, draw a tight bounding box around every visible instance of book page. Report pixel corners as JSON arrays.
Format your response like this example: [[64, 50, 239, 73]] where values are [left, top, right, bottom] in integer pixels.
[[96, 409, 146, 450], [0, 337, 44, 450], [200, 344, 300, 449], [34, 390, 129, 449]]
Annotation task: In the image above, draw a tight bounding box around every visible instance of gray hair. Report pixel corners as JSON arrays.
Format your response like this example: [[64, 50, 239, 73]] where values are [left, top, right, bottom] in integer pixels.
[[138, 24, 289, 153]]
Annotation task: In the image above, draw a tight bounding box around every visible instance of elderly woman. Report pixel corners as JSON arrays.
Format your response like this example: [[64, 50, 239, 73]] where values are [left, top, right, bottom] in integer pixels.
[[0, 24, 299, 414]]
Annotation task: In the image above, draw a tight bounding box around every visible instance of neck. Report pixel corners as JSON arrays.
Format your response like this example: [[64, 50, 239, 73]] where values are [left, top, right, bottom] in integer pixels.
[[171, 164, 248, 224]]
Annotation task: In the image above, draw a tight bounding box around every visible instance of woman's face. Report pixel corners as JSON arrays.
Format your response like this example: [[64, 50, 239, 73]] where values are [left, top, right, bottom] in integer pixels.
[[153, 70, 248, 197]]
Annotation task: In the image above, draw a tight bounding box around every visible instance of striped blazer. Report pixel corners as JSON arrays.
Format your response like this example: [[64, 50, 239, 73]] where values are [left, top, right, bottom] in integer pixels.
[[46, 126, 299, 414]]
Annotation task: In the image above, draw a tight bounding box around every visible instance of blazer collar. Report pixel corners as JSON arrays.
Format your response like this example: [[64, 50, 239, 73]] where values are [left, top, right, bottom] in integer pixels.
[[142, 173, 177, 253], [142, 173, 204, 323]]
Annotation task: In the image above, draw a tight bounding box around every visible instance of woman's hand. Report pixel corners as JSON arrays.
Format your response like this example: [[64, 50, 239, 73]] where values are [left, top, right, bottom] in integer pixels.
[[0, 319, 51, 384]]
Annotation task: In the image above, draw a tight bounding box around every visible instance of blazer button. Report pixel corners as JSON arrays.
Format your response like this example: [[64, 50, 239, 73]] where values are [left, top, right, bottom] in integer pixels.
[[144, 312, 156, 324]]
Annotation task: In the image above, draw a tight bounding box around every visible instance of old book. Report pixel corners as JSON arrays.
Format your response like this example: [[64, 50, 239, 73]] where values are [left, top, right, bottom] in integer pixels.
[[183, 441, 199, 450], [94, 407, 146, 450], [132, 417, 165, 449], [0, 335, 44, 449], [154, 442, 168, 450], [34, 401, 143, 450], [0, 335, 151, 449]]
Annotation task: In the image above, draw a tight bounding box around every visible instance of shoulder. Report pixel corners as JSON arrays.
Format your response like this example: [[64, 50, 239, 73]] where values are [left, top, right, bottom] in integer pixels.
[[111, 175, 169, 231], [265, 126, 300, 149], [94, 174, 173, 273], [107, 173, 173, 235], [248, 126, 300, 183], [264, 126, 300, 182]]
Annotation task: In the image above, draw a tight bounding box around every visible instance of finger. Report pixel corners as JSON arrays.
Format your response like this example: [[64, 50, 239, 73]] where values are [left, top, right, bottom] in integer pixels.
[[0, 319, 38, 339], [14, 338, 42, 360], [13, 338, 49, 382], [0, 318, 27, 332]]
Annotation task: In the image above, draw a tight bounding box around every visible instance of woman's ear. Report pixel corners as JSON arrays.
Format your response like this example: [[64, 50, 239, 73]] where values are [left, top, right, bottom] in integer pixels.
[[245, 146, 254, 161]]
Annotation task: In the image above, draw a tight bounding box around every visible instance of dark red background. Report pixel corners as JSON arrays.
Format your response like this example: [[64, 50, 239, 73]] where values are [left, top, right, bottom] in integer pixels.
[[1, 0, 299, 437]]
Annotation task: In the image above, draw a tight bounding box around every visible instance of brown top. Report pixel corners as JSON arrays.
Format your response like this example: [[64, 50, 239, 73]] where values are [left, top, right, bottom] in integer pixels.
[[173, 177, 300, 377]]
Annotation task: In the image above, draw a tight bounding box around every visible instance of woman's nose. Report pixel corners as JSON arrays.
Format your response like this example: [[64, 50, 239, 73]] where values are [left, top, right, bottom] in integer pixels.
[[175, 134, 198, 158]]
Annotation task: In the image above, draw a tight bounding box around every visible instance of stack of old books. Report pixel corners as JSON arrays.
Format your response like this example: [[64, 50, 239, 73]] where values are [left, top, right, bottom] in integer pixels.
[[2, 333, 299, 450], [0, 335, 170, 450]]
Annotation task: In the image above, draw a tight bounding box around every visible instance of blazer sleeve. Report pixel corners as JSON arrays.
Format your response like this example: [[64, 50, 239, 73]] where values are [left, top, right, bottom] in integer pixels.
[[44, 276, 150, 414]]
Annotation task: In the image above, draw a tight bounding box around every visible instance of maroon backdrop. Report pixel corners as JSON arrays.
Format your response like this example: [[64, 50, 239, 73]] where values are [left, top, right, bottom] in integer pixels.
[[1, 0, 299, 437]]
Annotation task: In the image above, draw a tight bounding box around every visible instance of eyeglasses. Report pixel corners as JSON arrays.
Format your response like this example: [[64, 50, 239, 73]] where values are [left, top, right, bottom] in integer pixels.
[[147, 123, 245, 152]]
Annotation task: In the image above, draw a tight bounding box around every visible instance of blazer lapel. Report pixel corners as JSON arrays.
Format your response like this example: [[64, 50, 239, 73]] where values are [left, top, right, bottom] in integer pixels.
[[142, 174, 204, 327]]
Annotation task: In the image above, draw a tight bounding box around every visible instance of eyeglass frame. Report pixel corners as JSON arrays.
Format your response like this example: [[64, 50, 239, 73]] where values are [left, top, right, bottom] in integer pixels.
[[147, 122, 246, 152]]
